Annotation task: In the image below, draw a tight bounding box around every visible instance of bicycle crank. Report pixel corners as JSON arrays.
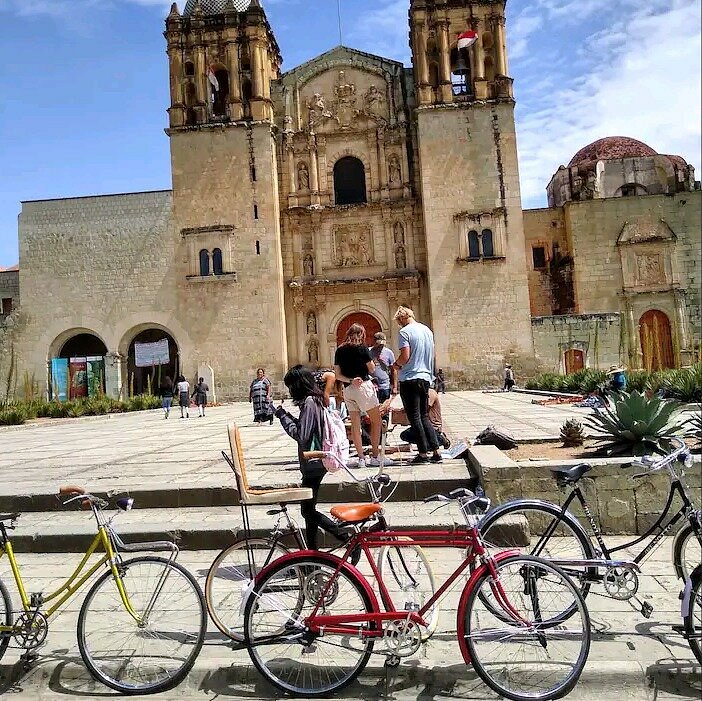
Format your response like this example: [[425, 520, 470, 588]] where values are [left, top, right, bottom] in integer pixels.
[[603, 566, 639, 600], [382, 619, 422, 658], [13, 611, 49, 650]]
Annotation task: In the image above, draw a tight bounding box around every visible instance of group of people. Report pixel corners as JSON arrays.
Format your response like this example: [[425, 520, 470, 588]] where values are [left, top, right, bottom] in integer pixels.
[[159, 376, 209, 419]]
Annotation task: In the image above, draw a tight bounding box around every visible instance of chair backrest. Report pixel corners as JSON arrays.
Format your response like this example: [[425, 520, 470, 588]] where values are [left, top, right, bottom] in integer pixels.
[[227, 423, 252, 501]]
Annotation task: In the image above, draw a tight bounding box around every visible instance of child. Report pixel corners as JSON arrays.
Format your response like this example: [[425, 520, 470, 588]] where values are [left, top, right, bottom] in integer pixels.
[[191, 376, 209, 417], [176, 375, 190, 418], [503, 364, 515, 391]]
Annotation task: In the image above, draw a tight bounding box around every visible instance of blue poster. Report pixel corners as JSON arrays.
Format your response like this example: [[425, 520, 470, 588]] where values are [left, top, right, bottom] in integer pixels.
[[51, 358, 69, 401]]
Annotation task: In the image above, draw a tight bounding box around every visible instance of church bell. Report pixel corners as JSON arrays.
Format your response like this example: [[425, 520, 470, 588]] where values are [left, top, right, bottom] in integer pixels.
[[452, 51, 470, 76]]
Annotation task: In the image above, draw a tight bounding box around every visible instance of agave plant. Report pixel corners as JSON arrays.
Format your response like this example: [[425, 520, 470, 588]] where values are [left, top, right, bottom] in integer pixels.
[[560, 418, 585, 447], [687, 408, 702, 446], [658, 364, 702, 403], [585, 390, 688, 457]]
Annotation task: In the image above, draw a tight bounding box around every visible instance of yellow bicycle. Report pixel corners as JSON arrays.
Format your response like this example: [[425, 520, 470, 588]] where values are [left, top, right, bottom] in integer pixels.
[[0, 485, 206, 694]]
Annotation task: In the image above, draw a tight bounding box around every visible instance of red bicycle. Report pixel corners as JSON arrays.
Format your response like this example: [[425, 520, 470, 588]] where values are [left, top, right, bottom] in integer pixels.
[[242, 451, 592, 701]]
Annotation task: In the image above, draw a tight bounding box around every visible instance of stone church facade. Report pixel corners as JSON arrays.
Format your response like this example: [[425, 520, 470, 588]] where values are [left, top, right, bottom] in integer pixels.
[[4, 0, 700, 400]]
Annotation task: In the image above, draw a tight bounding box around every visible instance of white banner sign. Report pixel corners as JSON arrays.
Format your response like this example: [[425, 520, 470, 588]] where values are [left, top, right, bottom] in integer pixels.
[[134, 339, 170, 367]]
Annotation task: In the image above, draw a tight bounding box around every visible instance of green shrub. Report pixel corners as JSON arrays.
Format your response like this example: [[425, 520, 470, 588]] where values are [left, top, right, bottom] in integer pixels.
[[585, 390, 687, 457], [658, 364, 702, 403], [124, 395, 161, 412], [0, 407, 27, 425]]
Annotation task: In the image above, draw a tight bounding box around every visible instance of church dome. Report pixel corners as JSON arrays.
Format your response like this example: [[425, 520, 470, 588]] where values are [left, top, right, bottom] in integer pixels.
[[182, 0, 251, 15], [568, 136, 658, 167]]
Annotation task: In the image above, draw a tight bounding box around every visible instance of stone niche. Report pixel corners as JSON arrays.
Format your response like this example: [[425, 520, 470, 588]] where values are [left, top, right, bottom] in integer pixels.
[[617, 217, 678, 292]]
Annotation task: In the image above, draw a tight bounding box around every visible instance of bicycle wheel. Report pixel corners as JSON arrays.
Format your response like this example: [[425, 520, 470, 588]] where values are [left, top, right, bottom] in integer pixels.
[[684, 568, 702, 665], [78, 556, 206, 694], [462, 554, 590, 701], [377, 539, 438, 639], [673, 521, 702, 582], [479, 501, 595, 611], [206, 537, 291, 641], [245, 553, 376, 697], [0, 577, 12, 663]]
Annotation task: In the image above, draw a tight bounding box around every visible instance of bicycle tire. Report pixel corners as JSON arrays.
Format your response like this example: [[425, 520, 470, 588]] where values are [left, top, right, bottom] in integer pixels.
[[684, 566, 702, 665], [77, 555, 206, 694], [0, 576, 12, 662], [377, 539, 438, 640], [673, 521, 702, 583], [462, 554, 591, 701], [478, 500, 595, 622], [244, 552, 377, 697], [206, 537, 291, 641]]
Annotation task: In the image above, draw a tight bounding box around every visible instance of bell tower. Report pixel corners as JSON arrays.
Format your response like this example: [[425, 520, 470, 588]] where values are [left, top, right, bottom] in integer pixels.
[[409, 0, 533, 384], [165, 0, 288, 397]]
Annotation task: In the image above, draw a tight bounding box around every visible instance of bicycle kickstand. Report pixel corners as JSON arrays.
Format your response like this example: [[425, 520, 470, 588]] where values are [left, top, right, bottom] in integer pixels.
[[19, 650, 39, 672], [384, 655, 401, 699]]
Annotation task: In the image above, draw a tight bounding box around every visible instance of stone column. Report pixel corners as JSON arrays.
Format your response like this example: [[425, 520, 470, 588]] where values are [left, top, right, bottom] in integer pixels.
[[367, 132, 379, 202], [673, 289, 690, 362], [400, 137, 411, 198], [624, 300, 640, 368], [166, 45, 185, 128], [495, 15, 507, 76], [412, 20, 431, 105], [438, 20, 453, 103], [225, 37, 243, 120], [105, 352, 123, 400], [309, 134, 320, 206], [193, 43, 207, 119], [316, 136, 329, 205], [286, 139, 297, 207], [377, 128, 388, 198]]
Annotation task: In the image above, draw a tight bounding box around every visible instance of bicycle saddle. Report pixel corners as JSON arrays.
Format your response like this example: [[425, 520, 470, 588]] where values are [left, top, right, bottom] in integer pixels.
[[550, 463, 592, 486], [330, 503, 381, 524]]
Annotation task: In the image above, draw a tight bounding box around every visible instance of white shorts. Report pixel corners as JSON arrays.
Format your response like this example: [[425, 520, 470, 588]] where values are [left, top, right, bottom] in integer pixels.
[[343, 380, 379, 414]]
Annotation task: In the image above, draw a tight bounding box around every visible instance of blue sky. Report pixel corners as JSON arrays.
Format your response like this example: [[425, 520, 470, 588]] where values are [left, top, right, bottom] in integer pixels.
[[0, 0, 700, 267]]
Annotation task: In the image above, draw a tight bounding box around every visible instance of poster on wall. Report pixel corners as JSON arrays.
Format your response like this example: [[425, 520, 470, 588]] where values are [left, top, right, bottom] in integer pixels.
[[50, 358, 69, 401], [69, 357, 88, 399], [86, 357, 105, 398], [134, 339, 170, 367]]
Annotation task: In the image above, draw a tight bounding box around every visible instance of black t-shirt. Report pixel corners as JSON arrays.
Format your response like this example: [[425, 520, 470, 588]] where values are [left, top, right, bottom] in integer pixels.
[[334, 344, 372, 382]]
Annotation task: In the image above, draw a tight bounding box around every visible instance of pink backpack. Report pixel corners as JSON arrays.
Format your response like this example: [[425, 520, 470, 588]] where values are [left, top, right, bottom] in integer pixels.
[[322, 408, 349, 472]]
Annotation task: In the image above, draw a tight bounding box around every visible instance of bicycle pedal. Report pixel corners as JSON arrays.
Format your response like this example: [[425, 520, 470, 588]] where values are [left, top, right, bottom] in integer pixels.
[[385, 655, 400, 669], [641, 601, 653, 619]]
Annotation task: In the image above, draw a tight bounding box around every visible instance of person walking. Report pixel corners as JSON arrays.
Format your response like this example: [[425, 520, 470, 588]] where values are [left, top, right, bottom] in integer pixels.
[[399, 387, 450, 455], [249, 368, 274, 425], [391, 306, 441, 465], [191, 376, 209, 417], [369, 332, 396, 403], [435, 368, 446, 394], [175, 374, 190, 419], [159, 375, 174, 419], [334, 323, 394, 468], [503, 364, 515, 391], [272, 365, 350, 550]]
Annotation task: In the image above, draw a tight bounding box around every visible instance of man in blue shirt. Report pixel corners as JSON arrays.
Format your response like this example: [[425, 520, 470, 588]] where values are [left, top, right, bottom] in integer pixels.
[[391, 306, 441, 464]]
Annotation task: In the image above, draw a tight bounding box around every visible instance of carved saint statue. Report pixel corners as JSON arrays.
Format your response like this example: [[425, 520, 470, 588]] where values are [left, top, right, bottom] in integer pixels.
[[393, 221, 405, 245], [358, 231, 373, 266], [307, 339, 319, 365], [394, 244, 407, 269], [297, 162, 310, 191], [307, 93, 332, 127], [364, 84, 385, 117], [303, 254, 314, 277], [388, 155, 401, 184], [307, 312, 317, 335]]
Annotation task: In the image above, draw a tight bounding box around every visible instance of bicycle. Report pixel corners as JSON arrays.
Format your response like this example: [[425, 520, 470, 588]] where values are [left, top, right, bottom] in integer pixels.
[[0, 485, 206, 694], [681, 563, 702, 664], [242, 450, 593, 701], [205, 423, 438, 642], [477, 437, 701, 619]]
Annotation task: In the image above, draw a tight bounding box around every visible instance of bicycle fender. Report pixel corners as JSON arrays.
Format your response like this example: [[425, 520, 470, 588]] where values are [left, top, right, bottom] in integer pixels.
[[456, 549, 521, 665], [681, 564, 702, 618], [672, 516, 701, 580], [252, 549, 381, 613]]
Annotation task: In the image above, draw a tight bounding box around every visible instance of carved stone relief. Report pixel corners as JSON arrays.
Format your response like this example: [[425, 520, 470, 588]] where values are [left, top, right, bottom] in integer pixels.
[[307, 338, 319, 364], [636, 252, 665, 285], [393, 222, 406, 269], [306, 312, 317, 335], [388, 154, 402, 184], [303, 254, 314, 277], [335, 225, 374, 267], [297, 162, 310, 190], [363, 84, 385, 118]]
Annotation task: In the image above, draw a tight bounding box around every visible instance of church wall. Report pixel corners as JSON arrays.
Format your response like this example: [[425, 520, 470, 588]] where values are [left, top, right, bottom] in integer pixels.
[[0, 270, 19, 318], [416, 102, 534, 387], [169, 123, 289, 399], [16, 191, 175, 394]]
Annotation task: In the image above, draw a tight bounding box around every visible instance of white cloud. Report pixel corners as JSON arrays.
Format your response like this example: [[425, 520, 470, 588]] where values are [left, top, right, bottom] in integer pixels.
[[348, 0, 410, 63], [516, 0, 701, 206]]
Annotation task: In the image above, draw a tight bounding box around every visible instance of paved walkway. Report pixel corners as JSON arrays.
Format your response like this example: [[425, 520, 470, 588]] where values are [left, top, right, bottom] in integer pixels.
[[0, 391, 591, 499]]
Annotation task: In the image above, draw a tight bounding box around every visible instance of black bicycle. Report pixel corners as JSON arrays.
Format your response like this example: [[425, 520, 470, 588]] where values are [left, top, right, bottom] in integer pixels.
[[478, 437, 701, 619], [681, 563, 702, 664]]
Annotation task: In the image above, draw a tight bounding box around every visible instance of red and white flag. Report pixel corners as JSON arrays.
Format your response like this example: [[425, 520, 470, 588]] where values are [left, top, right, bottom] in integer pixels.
[[457, 31, 478, 50], [207, 67, 219, 92]]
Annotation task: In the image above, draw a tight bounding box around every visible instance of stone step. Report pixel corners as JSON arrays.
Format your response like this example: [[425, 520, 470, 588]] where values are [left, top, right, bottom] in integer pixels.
[[0, 458, 477, 513], [3, 501, 525, 553]]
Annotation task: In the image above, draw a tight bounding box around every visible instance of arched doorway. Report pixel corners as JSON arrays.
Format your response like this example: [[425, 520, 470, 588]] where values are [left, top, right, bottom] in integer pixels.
[[336, 312, 382, 347], [59, 333, 107, 359], [639, 309, 674, 370], [52, 332, 108, 399], [126, 328, 179, 396], [564, 348, 585, 375]]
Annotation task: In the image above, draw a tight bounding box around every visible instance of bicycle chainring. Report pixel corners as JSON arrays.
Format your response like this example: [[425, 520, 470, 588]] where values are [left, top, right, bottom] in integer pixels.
[[382, 619, 422, 658], [13, 611, 49, 650], [603, 567, 639, 600]]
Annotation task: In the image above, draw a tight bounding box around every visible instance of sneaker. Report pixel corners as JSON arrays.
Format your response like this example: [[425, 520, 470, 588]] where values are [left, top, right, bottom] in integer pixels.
[[430, 453, 443, 463], [369, 456, 396, 467], [409, 454, 430, 465], [349, 457, 366, 469], [439, 432, 451, 449]]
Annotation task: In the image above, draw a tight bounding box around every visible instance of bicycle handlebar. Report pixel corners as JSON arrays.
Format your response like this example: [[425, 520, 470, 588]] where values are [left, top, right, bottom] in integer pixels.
[[629, 437, 691, 477]]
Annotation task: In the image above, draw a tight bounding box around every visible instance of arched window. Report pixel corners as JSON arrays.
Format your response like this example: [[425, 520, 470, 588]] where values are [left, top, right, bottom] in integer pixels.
[[212, 68, 230, 117], [184, 61, 195, 77], [199, 249, 210, 277], [428, 62, 440, 89], [481, 229, 494, 257], [212, 248, 223, 275], [334, 156, 367, 205], [468, 230, 480, 259], [450, 47, 472, 96]]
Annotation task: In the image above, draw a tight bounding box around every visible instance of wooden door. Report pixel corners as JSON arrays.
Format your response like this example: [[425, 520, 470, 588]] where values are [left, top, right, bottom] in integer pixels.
[[336, 312, 381, 347], [564, 348, 585, 374], [639, 309, 674, 370]]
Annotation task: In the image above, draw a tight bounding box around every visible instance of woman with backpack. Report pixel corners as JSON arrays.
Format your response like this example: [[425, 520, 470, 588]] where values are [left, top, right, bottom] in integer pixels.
[[271, 365, 349, 550]]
